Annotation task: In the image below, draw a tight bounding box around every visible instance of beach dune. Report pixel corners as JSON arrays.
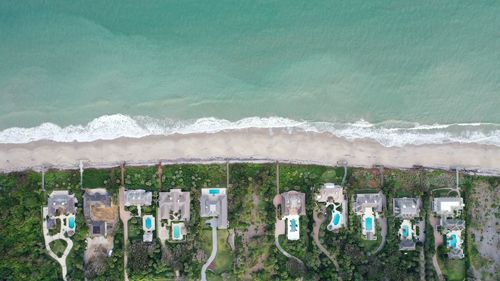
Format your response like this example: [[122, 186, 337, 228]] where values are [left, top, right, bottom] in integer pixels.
[[0, 128, 499, 174]]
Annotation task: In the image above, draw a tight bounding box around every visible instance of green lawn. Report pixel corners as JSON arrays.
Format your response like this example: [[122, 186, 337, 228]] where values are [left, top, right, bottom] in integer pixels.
[[439, 257, 466, 281], [201, 229, 233, 274], [49, 239, 67, 258]]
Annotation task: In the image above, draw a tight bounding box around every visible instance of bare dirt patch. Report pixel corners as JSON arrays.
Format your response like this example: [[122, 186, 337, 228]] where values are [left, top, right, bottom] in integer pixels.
[[468, 180, 499, 280]]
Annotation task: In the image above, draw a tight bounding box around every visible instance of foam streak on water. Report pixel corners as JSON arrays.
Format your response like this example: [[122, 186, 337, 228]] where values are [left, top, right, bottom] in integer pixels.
[[0, 114, 499, 147]]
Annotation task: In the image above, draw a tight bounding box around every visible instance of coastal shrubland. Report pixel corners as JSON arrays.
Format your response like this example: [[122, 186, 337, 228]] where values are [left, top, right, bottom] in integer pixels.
[[0, 164, 497, 280]]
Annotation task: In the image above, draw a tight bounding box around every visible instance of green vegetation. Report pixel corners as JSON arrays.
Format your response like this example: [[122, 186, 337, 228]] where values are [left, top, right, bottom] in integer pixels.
[[0, 164, 497, 280], [49, 239, 67, 258]]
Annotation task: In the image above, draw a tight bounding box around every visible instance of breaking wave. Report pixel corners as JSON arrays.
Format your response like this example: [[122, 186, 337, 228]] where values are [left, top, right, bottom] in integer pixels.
[[0, 114, 499, 147]]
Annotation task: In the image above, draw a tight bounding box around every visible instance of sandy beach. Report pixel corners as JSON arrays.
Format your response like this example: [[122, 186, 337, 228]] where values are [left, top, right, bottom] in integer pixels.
[[0, 128, 499, 174]]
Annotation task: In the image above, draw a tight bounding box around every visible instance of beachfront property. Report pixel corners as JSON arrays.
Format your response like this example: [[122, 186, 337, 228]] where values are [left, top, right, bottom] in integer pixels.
[[46, 190, 78, 236], [42, 191, 78, 281], [393, 197, 422, 250], [158, 189, 191, 242], [433, 197, 465, 259], [124, 189, 155, 241], [124, 189, 152, 217], [353, 192, 384, 240], [275, 191, 306, 240], [84, 189, 117, 237], [316, 183, 348, 231], [200, 188, 228, 229]]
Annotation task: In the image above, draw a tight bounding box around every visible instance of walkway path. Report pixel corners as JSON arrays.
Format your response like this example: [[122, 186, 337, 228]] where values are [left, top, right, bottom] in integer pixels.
[[42, 208, 73, 281], [419, 248, 426, 281], [201, 219, 218, 281], [372, 217, 387, 255], [372, 193, 387, 255], [119, 164, 131, 281], [429, 202, 445, 281], [312, 207, 342, 281]]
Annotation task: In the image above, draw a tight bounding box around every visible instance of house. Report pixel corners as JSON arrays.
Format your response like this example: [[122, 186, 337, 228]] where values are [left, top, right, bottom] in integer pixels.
[[200, 188, 228, 229], [46, 190, 78, 236], [432, 197, 464, 216], [393, 197, 422, 251], [316, 183, 348, 231], [159, 189, 190, 222], [125, 189, 152, 207], [433, 197, 465, 259], [84, 189, 117, 237], [158, 189, 191, 242], [276, 191, 306, 240], [354, 192, 384, 240]]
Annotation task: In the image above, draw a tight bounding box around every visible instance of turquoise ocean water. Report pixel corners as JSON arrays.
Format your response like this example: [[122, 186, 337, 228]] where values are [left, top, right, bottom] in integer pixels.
[[0, 1, 499, 146]]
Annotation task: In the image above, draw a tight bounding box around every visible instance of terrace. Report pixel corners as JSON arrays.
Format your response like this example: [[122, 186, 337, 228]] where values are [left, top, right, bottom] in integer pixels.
[[433, 197, 466, 259], [200, 188, 228, 229], [316, 183, 348, 231], [275, 190, 306, 240], [158, 188, 191, 242], [393, 197, 422, 251], [354, 192, 384, 241]]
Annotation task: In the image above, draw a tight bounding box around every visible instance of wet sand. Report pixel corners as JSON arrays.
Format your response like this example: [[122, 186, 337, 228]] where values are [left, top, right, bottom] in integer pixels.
[[0, 128, 499, 174]]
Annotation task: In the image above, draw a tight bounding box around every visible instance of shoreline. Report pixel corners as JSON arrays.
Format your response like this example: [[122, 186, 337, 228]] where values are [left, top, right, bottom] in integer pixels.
[[0, 128, 499, 175]]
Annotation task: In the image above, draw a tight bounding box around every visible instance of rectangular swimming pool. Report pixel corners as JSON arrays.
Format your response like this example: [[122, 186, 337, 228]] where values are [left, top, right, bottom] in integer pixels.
[[173, 224, 182, 240], [365, 217, 373, 232]]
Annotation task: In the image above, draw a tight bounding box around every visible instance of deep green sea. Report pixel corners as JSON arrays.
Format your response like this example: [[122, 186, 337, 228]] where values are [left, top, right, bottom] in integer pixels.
[[0, 1, 499, 145]]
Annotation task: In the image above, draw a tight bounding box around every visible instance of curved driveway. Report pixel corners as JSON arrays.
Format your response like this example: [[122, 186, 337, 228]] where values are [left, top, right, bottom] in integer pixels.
[[201, 220, 218, 281]]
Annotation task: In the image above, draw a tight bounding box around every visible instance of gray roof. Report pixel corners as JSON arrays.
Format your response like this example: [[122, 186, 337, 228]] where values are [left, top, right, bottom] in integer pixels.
[[441, 218, 465, 231], [159, 189, 190, 222], [124, 189, 152, 206], [354, 192, 384, 214], [448, 248, 464, 259], [393, 198, 421, 218], [280, 191, 306, 217], [399, 239, 416, 251], [432, 197, 464, 216], [83, 189, 113, 236], [47, 190, 77, 216], [200, 188, 228, 229]]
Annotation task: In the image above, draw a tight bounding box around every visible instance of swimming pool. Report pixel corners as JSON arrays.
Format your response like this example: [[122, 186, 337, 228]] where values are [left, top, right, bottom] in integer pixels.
[[68, 216, 75, 229], [145, 217, 152, 230], [290, 219, 298, 232], [365, 217, 373, 232], [332, 211, 341, 226], [208, 189, 220, 195], [402, 225, 409, 238], [448, 234, 457, 249], [173, 224, 182, 240]]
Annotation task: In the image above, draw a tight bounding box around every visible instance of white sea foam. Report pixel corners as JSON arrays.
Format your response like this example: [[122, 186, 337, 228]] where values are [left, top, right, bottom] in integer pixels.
[[0, 114, 499, 147]]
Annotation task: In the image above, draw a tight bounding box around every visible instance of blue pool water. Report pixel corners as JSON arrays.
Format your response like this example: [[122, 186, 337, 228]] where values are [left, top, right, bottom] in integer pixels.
[[365, 217, 373, 231], [332, 212, 341, 226], [145, 217, 152, 229], [68, 216, 75, 229], [290, 219, 298, 232], [173, 225, 181, 239], [448, 234, 457, 249], [403, 225, 409, 238], [209, 189, 220, 195]]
